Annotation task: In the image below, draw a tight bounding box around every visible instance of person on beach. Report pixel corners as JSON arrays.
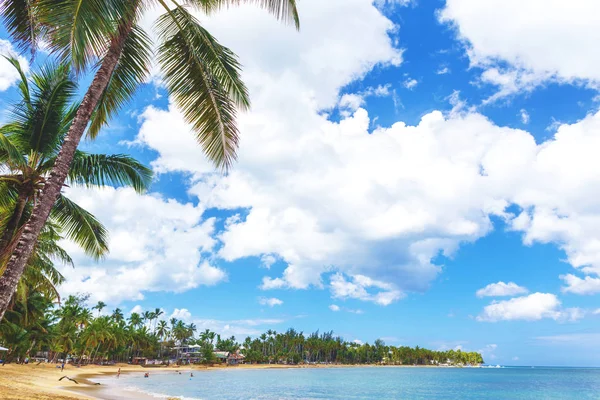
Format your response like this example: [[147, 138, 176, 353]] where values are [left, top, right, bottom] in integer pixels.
[[144, 372, 149, 378], [61, 361, 65, 372], [190, 372, 194, 377], [117, 368, 121, 378]]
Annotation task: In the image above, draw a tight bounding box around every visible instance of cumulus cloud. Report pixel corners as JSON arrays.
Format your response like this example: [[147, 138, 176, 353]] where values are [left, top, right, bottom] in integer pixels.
[[330, 273, 403, 306], [57, 187, 226, 304], [439, 0, 600, 100], [477, 293, 584, 322], [170, 308, 192, 323], [118, 0, 600, 306], [476, 282, 528, 298], [329, 304, 341, 312], [258, 297, 284, 307], [561, 274, 600, 295]]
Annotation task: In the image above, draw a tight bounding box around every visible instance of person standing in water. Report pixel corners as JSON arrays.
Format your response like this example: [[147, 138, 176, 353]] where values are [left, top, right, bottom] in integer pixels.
[[117, 368, 121, 378]]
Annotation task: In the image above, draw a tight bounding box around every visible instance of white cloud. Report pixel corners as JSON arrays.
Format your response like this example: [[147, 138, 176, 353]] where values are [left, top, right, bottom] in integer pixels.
[[129, 305, 143, 315], [476, 282, 528, 298], [477, 293, 584, 322], [520, 109, 530, 125], [0, 40, 28, 91], [364, 84, 392, 97], [57, 187, 226, 305], [437, 66, 451, 75], [339, 85, 392, 115], [258, 297, 284, 307], [561, 274, 600, 295], [403, 78, 418, 90], [439, 0, 600, 100], [329, 304, 341, 312], [330, 273, 403, 306], [353, 339, 364, 345], [260, 254, 277, 269], [170, 308, 192, 323], [505, 111, 600, 281], [339, 93, 365, 112], [125, 0, 600, 305]]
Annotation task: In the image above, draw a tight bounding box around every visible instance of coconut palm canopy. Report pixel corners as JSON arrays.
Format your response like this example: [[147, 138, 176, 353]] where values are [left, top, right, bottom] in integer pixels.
[[0, 59, 152, 302], [2, 0, 299, 169]]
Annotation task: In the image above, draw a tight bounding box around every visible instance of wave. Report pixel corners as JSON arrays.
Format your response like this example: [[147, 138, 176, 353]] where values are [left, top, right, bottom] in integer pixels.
[[123, 385, 203, 400]]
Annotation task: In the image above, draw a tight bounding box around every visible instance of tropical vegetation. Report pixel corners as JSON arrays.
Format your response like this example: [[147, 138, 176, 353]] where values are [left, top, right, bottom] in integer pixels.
[[0, 59, 151, 311], [0, 0, 300, 321], [0, 294, 484, 366]]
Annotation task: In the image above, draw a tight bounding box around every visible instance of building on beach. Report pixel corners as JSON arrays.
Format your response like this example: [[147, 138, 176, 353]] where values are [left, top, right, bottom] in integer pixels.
[[214, 350, 245, 365]]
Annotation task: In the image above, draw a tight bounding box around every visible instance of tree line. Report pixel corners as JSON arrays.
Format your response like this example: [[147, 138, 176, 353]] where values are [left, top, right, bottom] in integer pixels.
[[0, 294, 483, 367]]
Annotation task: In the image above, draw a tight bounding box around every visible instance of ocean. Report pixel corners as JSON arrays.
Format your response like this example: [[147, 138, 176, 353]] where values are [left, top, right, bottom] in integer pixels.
[[97, 366, 600, 399]]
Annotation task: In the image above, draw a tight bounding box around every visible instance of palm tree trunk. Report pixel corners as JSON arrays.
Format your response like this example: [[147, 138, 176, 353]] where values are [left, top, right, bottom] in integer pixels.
[[0, 19, 135, 322], [0, 190, 27, 255], [25, 339, 36, 360], [78, 344, 89, 367], [92, 343, 101, 364]]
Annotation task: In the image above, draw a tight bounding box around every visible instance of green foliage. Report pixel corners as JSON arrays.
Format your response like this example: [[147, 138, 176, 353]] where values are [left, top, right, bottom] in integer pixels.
[[1, 0, 299, 171], [156, 5, 249, 170], [0, 295, 484, 366], [0, 59, 152, 262]]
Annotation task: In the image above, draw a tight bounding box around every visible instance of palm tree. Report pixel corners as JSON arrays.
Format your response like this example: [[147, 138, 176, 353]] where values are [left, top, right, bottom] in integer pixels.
[[92, 301, 106, 317], [156, 320, 169, 358], [0, 60, 151, 261], [142, 311, 152, 327], [0, 61, 152, 318], [111, 308, 124, 323], [152, 308, 164, 332], [128, 313, 142, 329], [0, 0, 300, 321]]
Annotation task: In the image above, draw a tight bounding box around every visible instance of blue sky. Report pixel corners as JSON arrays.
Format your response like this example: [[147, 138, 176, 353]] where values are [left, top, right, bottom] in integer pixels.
[[2, 0, 600, 366]]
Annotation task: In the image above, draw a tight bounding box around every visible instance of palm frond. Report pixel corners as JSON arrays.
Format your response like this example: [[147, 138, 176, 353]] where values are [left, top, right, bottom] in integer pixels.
[[156, 6, 250, 170], [0, 0, 41, 54], [187, 0, 300, 29], [37, 0, 124, 73], [49, 151, 153, 193], [88, 25, 152, 138], [50, 194, 108, 260], [8, 62, 78, 156], [34, 228, 74, 268], [0, 124, 28, 167], [3, 56, 30, 104]]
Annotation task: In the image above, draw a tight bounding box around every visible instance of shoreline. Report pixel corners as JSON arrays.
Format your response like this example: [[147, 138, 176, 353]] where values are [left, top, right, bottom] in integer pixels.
[[0, 362, 453, 400]]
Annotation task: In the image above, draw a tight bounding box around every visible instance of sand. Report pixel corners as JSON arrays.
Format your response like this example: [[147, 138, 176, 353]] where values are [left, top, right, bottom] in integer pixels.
[[0, 363, 173, 399], [0, 362, 363, 399]]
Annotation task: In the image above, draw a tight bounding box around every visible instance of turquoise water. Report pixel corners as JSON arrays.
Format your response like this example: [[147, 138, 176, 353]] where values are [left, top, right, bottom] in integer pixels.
[[101, 367, 600, 399]]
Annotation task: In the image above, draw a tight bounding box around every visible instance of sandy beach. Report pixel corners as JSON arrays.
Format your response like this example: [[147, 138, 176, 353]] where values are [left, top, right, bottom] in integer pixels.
[[0, 362, 373, 399]]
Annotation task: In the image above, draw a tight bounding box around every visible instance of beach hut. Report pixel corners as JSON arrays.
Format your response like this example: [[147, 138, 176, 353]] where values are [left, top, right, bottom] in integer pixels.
[[132, 357, 148, 365], [227, 351, 245, 366]]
